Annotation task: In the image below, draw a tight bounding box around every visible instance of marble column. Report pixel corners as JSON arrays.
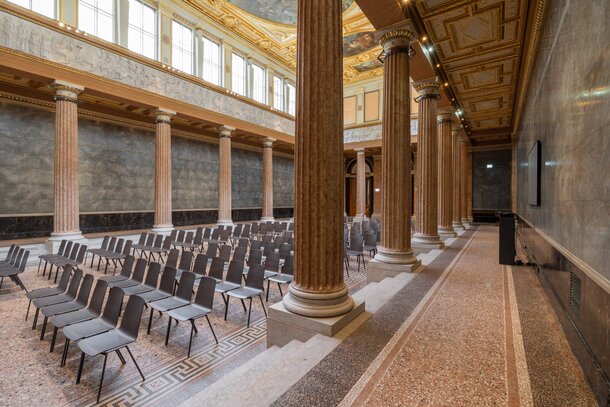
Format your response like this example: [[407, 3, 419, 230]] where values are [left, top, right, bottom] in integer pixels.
[[152, 109, 175, 233], [412, 80, 443, 249], [372, 155, 382, 219], [371, 30, 420, 272], [460, 136, 471, 227], [437, 109, 456, 238], [354, 148, 367, 221], [280, 0, 357, 320], [452, 125, 464, 231], [261, 138, 275, 221], [217, 126, 234, 225], [467, 146, 474, 223], [49, 81, 84, 244]]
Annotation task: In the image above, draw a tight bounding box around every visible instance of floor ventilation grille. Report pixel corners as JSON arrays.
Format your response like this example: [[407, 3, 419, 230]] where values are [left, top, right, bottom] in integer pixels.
[[569, 271, 582, 315]]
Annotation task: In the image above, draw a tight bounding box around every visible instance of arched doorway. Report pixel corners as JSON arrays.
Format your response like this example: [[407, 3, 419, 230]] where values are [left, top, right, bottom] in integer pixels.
[[345, 158, 374, 217]]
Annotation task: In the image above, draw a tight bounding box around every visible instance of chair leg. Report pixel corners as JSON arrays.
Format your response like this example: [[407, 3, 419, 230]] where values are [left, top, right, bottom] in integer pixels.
[[116, 349, 126, 364], [32, 308, 39, 330], [258, 295, 267, 318], [165, 317, 172, 346], [0, 277, 3, 291], [224, 296, 230, 320], [205, 315, 218, 344], [266, 280, 271, 302], [146, 307, 155, 334], [278, 283, 283, 297], [50, 327, 58, 352], [97, 353, 108, 404], [61, 339, 70, 367], [40, 316, 48, 340], [26, 300, 31, 321], [188, 322, 195, 358], [76, 352, 85, 384], [38, 259, 42, 273], [125, 346, 145, 381], [240, 299, 247, 312], [247, 298, 253, 328]]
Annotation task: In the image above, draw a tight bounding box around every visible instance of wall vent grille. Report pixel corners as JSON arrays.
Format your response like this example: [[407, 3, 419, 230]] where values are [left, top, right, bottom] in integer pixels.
[[569, 271, 582, 315]]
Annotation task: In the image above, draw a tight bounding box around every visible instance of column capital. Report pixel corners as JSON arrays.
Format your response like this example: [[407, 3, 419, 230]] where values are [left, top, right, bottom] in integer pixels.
[[437, 108, 455, 124], [219, 126, 235, 138], [451, 123, 463, 133], [379, 29, 414, 50], [413, 79, 441, 101], [263, 137, 275, 148], [354, 148, 365, 155], [50, 80, 84, 102], [154, 108, 176, 124]]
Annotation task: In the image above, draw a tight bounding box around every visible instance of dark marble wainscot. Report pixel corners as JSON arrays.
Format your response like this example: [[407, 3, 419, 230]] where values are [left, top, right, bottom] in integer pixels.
[[80, 212, 154, 233], [273, 207, 294, 219], [0, 215, 53, 240], [172, 210, 218, 227]]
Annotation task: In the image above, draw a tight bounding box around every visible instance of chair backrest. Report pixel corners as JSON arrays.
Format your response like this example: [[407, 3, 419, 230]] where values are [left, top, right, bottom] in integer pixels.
[[3, 244, 16, 262], [220, 229, 231, 242], [250, 240, 262, 252], [232, 246, 247, 263], [262, 235, 273, 244], [159, 266, 177, 294], [165, 249, 179, 268], [119, 294, 145, 340], [288, 222, 294, 231], [218, 225, 225, 231], [206, 242, 218, 258], [101, 286, 124, 325], [225, 226, 233, 234], [350, 236, 363, 251], [144, 233, 155, 247], [264, 252, 280, 273], [107, 237, 117, 252], [161, 236, 172, 251], [364, 233, 377, 246], [114, 239, 124, 255], [63, 241, 74, 257], [208, 257, 225, 280], [17, 250, 29, 272], [175, 271, 196, 301], [169, 229, 178, 242], [238, 238, 249, 249], [76, 274, 95, 304], [144, 262, 161, 287], [219, 244, 232, 261], [184, 231, 194, 244], [76, 244, 88, 263], [133, 258, 148, 280], [232, 224, 243, 237], [56, 266, 72, 291], [192, 254, 209, 277], [263, 242, 275, 257], [259, 223, 267, 235], [278, 243, 291, 259], [122, 240, 133, 255], [153, 235, 163, 248], [176, 230, 185, 243], [245, 264, 265, 290], [88, 279, 108, 315], [68, 243, 80, 260], [137, 233, 146, 245], [66, 268, 83, 297], [203, 228, 211, 239], [242, 224, 251, 235], [193, 228, 203, 245], [55, 240, 66, 256], [282, 255, 294, 276], [121, 255, 135, 277], [250, 223, 259, 234], [178, 251, 193, 271], [194, 276, 216, 310], [247, 249, 262, 266], [211, 229, 220, 240], [226, 260, 244, 284], [12, 248, 24, 266]]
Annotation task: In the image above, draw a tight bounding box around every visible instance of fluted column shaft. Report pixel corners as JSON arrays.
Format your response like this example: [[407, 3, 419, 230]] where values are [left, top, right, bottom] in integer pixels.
[[374, 31, 419, 266], [373, 155, 382, 218], [153, 109, 175, 231], [437, 110, 456, 237], [217, 127, 234, 225], [467, 147, 474, 223], [51, 81, 84, 237], [412, 80, 442, 247], [261, 138, 274, 221], [282, 0, 353, 318], [452, 125, 464, 230], [355, 149, 367, 220], [460, 137, 470, 226]]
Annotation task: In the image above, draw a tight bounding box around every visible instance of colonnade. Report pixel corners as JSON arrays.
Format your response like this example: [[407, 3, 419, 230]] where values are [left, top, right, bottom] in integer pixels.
[[47, 83, 278, 241]]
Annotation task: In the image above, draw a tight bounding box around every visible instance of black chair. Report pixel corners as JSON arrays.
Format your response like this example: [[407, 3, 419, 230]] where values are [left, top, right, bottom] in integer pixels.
[[123, 262, 161, 296], [166, 276, 218, 357], [38, 241, 63, 273], [76, 295, 146, 403], [31, 268, 83, 330], [174, 250, 193, 280], [61, 286, 124, 367], [205, 242, 219, 258], [48, 279, 108, 352], [215, 260, 245, 313], [135, 266, 176, 306], [42, 241, 72, 276], [219, 244, 232, 261], [225, 264, 267, 327], [346, 235, 366, 272], [191, 254, 209, 280], [109, 257, 146, 289], [165, 248, 180, 269], [0, 248, 28, 291], [207, 257, 226, 282], [26, 266, 73, 321], [232, 246, 247, 263], [263, 251, 280, 279], [99, 255, 135, 284], [266, 254, 294, 302], [146, 271, 196, 334]]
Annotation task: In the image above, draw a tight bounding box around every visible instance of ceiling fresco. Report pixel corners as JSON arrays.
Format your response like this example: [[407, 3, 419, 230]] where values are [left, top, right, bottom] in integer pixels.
[[225, 0, 355, 25]]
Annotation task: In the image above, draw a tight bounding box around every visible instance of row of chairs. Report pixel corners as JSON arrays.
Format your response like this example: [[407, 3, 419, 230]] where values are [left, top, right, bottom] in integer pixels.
[[0, 244, 29, 291], [86, 236, 132, 273], [38, 240, 87, 283]]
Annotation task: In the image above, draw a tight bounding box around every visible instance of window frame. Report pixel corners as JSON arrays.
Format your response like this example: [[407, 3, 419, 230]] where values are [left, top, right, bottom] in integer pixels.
[[171, 20, 194, 74], [231, 52, 247, 96], [8, 0, 57, 18], [201, 36, 222, 86], [78, 0, 116, 43], [127, 0, 157, 60], [251, 63, 267, 104], [273, 75, 285, 111], [286, 82, 296, 116]]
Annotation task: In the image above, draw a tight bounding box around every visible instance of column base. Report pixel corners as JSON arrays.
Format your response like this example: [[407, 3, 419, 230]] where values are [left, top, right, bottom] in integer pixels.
[[152, 224, 174, 234], [468, 216, 474, 223], [353, 214, 368, 223], [371, 213, 381, 220], [282, 284, 355, 318], [461, 218, 471, 228], [452, 221, 465, 231], [268, 294, 364, 347], [217, 219, 234, 226], [261, 217, 275, 222], [47, 231, 87, 253], [411, 233, 444, 249], [438, 226, 457, 239], [367, 258, 422, 283]]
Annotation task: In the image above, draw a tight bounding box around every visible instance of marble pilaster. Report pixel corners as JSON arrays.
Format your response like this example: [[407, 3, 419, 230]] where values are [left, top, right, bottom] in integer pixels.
[[354, 148, 367, 221], [452, 125, 465, 231], [261, 138, 275, 221], [412, 80, 443, 249], [152, 109, 175, 233], [460, 136, 471, 227], [437, 109, 457, 238], [217, 126, 234, 226]]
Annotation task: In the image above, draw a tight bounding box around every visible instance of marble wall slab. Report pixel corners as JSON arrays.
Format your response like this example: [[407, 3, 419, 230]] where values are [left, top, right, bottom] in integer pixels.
[[273, 155, 295, 208], [0, 11, 295, 136], [472, 149, 511, 210]]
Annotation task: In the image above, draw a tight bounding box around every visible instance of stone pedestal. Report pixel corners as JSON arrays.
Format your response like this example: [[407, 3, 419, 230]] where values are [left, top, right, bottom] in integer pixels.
[[217, 126, 234, 226], [354, 148, 367, 222], [261, 138, 275, 221], [412, 80, 443, 250], [367, 258, 423, 283], [269, 0, 360, 349], [452, 125, 465, 231], [49, 81, 84, 246], [372, 30, 420, 271], [437, 109, 457, 239], [152, 109, 175, 233]]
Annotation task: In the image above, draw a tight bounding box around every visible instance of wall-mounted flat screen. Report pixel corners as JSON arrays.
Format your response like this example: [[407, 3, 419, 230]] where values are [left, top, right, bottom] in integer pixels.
[[527, 140, 541, 206]]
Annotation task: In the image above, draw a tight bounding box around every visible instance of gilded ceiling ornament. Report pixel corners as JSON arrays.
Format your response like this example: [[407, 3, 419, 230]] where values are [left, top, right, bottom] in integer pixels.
[[257, 39, 272, 49], [222, 15, 240, 28]]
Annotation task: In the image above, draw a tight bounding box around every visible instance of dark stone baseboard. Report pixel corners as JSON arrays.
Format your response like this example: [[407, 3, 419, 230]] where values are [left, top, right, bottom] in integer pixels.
[[517, 216, 610, 406]]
